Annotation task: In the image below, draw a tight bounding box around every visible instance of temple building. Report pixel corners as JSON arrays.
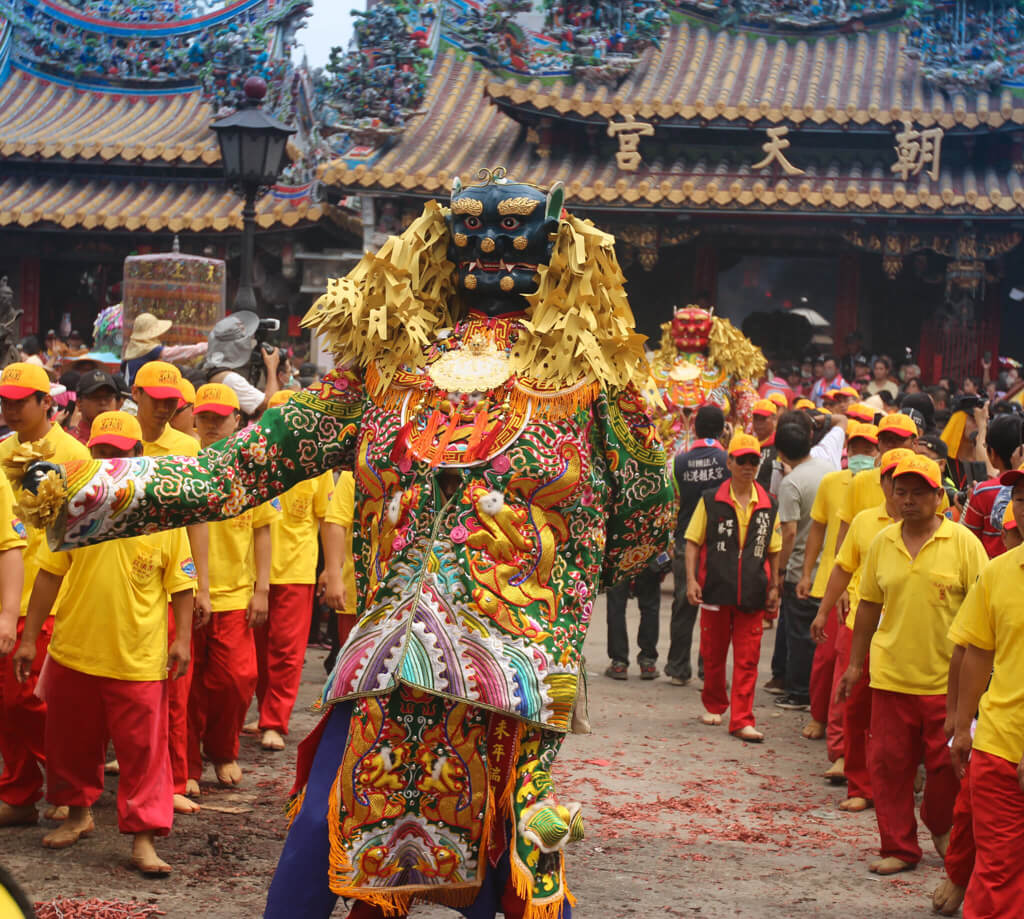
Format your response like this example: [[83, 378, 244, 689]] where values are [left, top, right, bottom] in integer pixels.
[[320, 0, 1024, 382], [0, 0, 360, 338]]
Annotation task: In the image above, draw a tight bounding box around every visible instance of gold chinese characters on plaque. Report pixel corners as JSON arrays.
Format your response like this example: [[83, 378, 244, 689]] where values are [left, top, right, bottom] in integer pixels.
[[752, 126, 805, 176], [891, 121, 944, 182], [607, 115, 655, 171]]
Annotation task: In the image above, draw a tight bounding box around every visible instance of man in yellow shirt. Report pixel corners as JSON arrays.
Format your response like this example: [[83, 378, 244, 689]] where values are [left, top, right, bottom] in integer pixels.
[[12, 411, 195, 876], [170, 378, 197, 438], [837, 454, 987, 875], [0, 473, 26, 661], [134, 360, 208, 815], [685, 432, 781, 743], [0, 362, 89, 828], [796, 422, 878, 756], [251, 390, 333, 752], [813, 447, 911, 811], [189, 384, 275, 788], [949, 465, 1024, 917], [320, 469, 359, 651]]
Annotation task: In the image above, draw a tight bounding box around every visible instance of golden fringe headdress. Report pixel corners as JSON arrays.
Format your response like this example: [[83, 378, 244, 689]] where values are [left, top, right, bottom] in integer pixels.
[[302, 202, 649, 395], [652, 312, 767, 382]]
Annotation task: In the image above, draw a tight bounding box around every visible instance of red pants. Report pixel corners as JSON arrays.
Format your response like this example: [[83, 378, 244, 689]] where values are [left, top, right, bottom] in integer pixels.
[[188, 609, 257, 778], [869, 689, 958, 864], [946, 758, 976, 888], [44, 659, 172, 835], [809, 604, 844, 760], [254, 583, 316, 734], [0, 617, 52, 807], [167, 611, 193, 795], [700, 605, 763, 733], [337, 613, 357, 647], [836, 625, 872, 800], [965, 750, 1024, 917]]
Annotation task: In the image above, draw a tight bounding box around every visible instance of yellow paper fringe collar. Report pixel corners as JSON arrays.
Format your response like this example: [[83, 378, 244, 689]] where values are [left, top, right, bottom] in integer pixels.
[[2, 441, 66, 529], [302, 203, 650, 395], [652, 313, 767, 383]]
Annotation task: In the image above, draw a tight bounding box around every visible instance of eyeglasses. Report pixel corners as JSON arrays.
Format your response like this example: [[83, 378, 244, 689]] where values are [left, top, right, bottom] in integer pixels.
[[733, 455, 760, 466]]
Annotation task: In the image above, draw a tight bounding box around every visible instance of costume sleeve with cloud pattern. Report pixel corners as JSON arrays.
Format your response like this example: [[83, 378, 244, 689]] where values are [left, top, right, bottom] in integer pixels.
[[594, 387, 677, 592], [48, 370, 364, 550]]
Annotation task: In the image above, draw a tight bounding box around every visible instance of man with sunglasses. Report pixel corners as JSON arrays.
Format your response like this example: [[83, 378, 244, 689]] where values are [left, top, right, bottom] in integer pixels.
[[685, 432, 781, 743]]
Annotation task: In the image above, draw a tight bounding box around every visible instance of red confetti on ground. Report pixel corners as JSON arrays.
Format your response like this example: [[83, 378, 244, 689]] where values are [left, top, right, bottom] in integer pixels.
[[34, 898, 166, 919]]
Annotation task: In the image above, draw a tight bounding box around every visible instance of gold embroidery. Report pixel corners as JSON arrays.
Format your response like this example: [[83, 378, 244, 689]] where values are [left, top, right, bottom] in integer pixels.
[[451, 198, 484, 216], [497, 197, 540, 216]]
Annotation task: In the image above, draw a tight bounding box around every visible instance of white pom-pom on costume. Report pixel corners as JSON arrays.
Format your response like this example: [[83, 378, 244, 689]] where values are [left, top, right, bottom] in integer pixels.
[[387, 493, 403, 525], [479, 490, 505, 516]]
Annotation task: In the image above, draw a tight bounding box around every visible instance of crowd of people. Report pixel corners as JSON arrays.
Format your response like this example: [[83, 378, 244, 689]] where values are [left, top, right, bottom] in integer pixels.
[[3, 311, 1024, 917], [610, 346, 1024, 917], [0, 314, 358, 876]]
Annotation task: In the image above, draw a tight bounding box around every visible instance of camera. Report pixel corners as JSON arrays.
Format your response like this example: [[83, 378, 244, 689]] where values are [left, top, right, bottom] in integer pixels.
[[954, 393, 983, 414], [246, 318, 288, 386]]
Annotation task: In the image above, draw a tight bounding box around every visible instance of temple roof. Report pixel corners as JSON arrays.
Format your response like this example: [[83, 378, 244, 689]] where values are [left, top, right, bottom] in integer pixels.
[[321, 51, 1024, 218], [0, 175, 326, 231], [485, 20, 1024, 131], [0, 69, 219, 163]]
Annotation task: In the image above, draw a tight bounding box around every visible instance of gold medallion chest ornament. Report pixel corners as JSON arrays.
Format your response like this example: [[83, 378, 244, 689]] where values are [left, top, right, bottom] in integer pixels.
[[427, 327, 513, 394]]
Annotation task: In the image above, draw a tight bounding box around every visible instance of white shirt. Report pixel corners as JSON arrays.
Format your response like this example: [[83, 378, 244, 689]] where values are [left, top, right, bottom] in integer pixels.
[[218, 371, 264, 414], [811, 425, 845, 471]]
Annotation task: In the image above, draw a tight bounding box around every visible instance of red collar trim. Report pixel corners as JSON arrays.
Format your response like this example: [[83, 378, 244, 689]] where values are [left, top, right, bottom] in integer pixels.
[[714, 478, 772, 510]]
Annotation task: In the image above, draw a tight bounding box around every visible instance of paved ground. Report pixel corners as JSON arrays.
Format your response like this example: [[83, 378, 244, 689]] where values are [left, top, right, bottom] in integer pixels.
[[1, 589, 947, 917]]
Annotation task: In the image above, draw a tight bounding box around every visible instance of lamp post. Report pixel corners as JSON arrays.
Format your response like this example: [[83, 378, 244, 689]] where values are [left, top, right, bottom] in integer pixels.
[[211, 76, 296, 314]]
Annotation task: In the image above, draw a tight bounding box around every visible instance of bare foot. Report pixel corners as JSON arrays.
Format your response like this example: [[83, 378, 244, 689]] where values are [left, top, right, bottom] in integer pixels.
[[700, 712, 722, 726], [732, 726, 765, 743], [173, 794, 201, 815], [43, 805, 68, 821], [839, 796, 872, 812], [42, 808, 93, 849], [870, 856, 914, 875], [185, 779, 201, 798], [824, 757, 846, 784], [0, 803, 37, 827], [215, 761, 243, 786], [104, 759, 120, 775], [932, 878, 966, 915], [261, 729, 286, 751], [242, 719, 260, 735], [132, 831, 172, 877], [802, 719, 826, 740], [932, 831, 950, 858]]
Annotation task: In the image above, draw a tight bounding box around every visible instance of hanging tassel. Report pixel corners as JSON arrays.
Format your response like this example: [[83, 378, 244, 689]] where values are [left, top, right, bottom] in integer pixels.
[[390, 422, 414, 466], [416, 409, 444, 457], [466, 401, 490, 458], [431, 411, 461, 467]]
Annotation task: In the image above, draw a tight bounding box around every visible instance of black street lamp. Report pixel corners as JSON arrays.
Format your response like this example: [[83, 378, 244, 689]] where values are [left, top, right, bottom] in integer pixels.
[[211, 77, 296, 314]]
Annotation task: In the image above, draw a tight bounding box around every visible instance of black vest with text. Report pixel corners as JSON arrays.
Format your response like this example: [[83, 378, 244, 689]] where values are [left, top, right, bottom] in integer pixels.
[[701, 478, 778, 611]]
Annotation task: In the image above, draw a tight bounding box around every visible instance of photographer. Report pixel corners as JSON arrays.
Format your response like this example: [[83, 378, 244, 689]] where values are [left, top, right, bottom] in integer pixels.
[[940, 393, 993, 492], [204, 312, 290, 418], [959, 413, 1023, 558]]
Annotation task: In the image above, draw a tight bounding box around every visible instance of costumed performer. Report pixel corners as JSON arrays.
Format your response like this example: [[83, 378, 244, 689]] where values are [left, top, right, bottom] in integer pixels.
[[648, 305, 766, 456], [11, 167, 677, 919]]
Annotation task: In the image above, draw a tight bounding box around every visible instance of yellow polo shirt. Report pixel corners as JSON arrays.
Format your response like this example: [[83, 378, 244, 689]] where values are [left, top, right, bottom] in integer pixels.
[[38, 529, 196, 681], [142, 424, 200, 459], [948, 544, 1024, 764], [0, 474, 27, 553], [858, 518, 987, 695], [684, 483, 782, 554], [809, 469, 853, 598], [834, 503, 894, 629], [208, 503, 277, 612], [838, 467, 882, 524], [324, 471, 357, 614], [267, 472, 333, 585], [0, 424, 90, 615]]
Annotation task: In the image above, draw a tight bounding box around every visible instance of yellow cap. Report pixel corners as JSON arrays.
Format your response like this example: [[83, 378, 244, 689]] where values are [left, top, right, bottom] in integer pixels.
[[752, 399, 777, 417], [177, 378, 196, 407], [847, 422, 878, 445], [794, 398, 816, 411], [767, 392, 788, 409], [88, 411, 143, 450], [892, 454, 942, 489], [878, 413, 918, 438], [194, 383, 240, 416], [728, 432, 762, 458], [836, 385, 859, 399], [846, 402, 875, 423], [0, 362, 50, 399], [134, 361, 183, 400], [268, 389, 295, 409], [880, 447, 917, 475]]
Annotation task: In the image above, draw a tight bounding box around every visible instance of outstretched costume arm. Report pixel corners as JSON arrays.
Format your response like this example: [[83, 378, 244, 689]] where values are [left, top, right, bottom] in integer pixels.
[[594, 387, 677, 592], [42, 370, 364, 550]]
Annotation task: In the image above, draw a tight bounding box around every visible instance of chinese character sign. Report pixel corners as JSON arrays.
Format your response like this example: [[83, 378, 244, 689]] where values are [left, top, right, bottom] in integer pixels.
[[891, 121, 944, 182], [752, 126, 805, 176], [608, 115, 655, 171]]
